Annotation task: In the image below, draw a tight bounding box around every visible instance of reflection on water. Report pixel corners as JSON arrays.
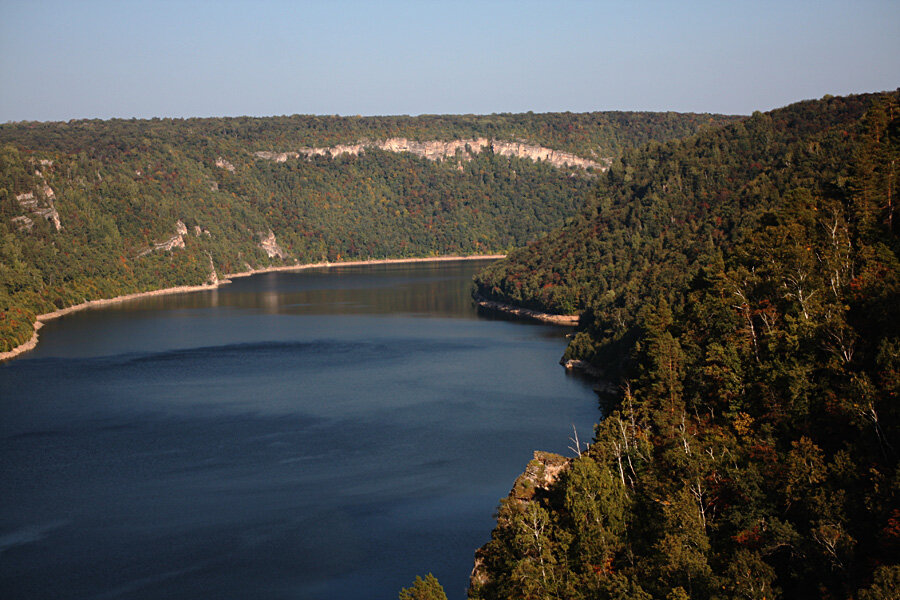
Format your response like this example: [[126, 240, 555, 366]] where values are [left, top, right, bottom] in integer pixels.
[[0, 260, 597, 600], [101, 262, 489, 317]]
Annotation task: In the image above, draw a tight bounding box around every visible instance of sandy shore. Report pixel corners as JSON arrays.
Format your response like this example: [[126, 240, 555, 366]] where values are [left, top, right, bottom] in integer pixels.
[[0, 254, 505, 362]]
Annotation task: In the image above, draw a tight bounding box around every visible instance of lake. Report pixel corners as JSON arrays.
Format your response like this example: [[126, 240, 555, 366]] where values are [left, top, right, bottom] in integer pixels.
[[0, 260, 599, 600]]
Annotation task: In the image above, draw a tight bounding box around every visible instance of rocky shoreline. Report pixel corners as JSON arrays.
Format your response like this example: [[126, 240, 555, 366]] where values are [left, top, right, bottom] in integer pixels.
[[0, 254, 505, 362], [474, 295, 580, 325]]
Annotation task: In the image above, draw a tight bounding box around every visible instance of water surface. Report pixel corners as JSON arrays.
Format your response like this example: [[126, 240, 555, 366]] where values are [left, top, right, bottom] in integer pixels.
[[1, 261, 598, 599]]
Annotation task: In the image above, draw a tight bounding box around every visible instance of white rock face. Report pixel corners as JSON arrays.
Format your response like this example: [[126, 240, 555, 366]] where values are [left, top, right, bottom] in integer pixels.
[[254, 151, 300, 163], [154, 235, 185, 252], [256, 138, 610, 171], [11, 215, 34, 231], [33, 207, 61, 231], [215, 157, 236, 172], [206, 252, 219, 285], [491, 141, 606, 170], [14, 189, 61, 231], [259, 230, 285, 259], [136, 221, 190, 257]]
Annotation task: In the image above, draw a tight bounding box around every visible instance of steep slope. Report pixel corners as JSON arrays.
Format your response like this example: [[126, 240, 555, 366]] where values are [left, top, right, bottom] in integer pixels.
[[475, 93, 894, 373], [469, 92, 900, 599]]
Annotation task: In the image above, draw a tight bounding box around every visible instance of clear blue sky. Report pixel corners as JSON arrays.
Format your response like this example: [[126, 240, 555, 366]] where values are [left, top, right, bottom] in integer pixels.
[[1, 0, 897, 121]]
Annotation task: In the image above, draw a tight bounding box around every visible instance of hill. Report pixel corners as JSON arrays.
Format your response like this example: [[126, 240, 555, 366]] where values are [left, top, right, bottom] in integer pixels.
[[469, 91, 900, 599], [0, 111, 738, 355]]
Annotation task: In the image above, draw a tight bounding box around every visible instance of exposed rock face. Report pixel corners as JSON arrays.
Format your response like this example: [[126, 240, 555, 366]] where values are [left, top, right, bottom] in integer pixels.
[[154, 235, 185, 252], [469, 451, 571, 592], [510, 451, 571, 501], [14, 187, 61, 232], [563, 358, 604, 378], [33, 206, 61, 231], [259, 230, 286, 259], [136, 220, 190, 257], [492, 140, 606, 171], [10, 215, 33, 231], [253, 151, 300, 163], [205, 252, 219, 285], [256, 138, 609, 172], [214, 157, 236, 172]]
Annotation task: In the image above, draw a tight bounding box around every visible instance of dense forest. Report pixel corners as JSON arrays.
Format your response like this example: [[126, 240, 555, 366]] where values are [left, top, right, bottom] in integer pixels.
[[0, 111, 736, 354], [0, 111, 736, 162], [469, 92, 899, 598]]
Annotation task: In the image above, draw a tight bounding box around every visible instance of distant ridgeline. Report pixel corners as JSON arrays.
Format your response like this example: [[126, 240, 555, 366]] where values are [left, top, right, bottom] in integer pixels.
[[469, 92, 900, 598], [0, 110, 738, 353]]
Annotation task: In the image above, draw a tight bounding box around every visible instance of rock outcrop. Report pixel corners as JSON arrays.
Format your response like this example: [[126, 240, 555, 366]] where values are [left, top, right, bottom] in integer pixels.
[[205, 252, 219, 286], [253, 151, 300, 163], [136, 220, 191, 257], [154, 235, 185, 252], [509, 451, 571, 502], [214, 157, 236, 172], [470, 451, 571, 591], [13, 183, 61, 232], [475, 295, 579, 325], [491, 140, 605, 171], [258, 230, 286, 259], [255, 138, 610, 172], [10, 215, 34, 231]]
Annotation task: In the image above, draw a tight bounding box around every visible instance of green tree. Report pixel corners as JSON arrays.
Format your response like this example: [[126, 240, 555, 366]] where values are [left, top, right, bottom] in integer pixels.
[[398, 573, 447, 600]]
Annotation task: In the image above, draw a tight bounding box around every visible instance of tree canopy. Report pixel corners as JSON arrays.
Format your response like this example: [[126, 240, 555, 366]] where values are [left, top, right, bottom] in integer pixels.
[[469, 91, 900, 599]]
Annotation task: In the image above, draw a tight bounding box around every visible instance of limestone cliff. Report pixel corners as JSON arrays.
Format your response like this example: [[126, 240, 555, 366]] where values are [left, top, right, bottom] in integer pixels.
[[12, 164, 62, 232], [256, 138, 610, 172], [214, 156, 236, 172], [469, 451, 571, 591], [254, 150, 300, 163], [136, 220, 193, 257], [258, 230, 286, 259]]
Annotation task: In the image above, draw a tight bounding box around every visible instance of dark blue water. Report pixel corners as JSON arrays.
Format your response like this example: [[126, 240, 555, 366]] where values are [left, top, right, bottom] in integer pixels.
[[0, 261, 598, 600]]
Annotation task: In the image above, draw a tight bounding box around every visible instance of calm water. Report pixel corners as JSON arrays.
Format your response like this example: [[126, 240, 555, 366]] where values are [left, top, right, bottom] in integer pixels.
[[0, 261, 598, 600]]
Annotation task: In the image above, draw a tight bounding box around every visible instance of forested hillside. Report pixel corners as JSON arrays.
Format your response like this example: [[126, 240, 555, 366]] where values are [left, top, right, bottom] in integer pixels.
[[0, 111, 736, 162], [0, 111, 737, 354], [469, 92, 899, 599]]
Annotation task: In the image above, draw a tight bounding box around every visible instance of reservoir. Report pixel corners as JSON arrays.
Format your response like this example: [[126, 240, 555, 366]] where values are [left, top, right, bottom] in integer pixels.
[[0, 260, 598, 600]]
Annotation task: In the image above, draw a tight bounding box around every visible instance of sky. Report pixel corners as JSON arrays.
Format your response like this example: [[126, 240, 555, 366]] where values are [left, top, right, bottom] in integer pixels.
[[1, 0, 898, 122]]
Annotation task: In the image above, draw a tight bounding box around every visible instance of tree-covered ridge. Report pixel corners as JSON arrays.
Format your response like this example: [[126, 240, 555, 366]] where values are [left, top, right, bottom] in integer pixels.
[[0, 110, 732, 354], [469, 92, 899, 599], [0, 111, 741, 163], [474, 92, 893, 372]]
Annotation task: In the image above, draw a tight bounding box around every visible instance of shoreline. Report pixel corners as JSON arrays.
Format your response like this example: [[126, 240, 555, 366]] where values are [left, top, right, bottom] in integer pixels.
[[0, 254, 505, 363], [474, 296, 580, 326], [221, 254, 505, 280]]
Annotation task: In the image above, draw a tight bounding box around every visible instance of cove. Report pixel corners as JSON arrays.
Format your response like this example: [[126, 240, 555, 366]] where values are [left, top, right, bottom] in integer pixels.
[[0, 260, 598, 600]]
